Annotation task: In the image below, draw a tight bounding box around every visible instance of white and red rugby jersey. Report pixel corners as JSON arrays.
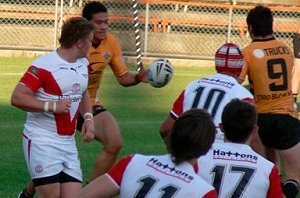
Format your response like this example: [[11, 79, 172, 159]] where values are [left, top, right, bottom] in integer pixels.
[[20, 50, 88, 141], [171, 73, 253, 141], [197, 142, 283, 198], [107, 154, 217, 198]]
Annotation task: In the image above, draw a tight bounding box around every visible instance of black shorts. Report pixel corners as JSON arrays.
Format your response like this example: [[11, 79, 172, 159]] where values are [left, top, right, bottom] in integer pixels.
[[33, 171, 81, 187], [293, 33, 300, 58], [76, 105, 107, 132], [257, 113, 300, 150]]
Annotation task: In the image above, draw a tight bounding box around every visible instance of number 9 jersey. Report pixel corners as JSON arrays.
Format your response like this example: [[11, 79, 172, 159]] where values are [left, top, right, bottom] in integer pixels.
[[239, 38, 296, 117]]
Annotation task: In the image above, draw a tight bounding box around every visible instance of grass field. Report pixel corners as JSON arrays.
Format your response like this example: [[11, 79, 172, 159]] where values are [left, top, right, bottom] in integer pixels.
[[1, 56, 299, 198], [0, 56, 215, 197]]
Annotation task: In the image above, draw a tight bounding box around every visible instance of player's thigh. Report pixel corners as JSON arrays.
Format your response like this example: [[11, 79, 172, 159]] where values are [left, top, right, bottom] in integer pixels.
[[93, 111, 121, 145], [278, 142, 300, 173], [35, 183, 60, 198], [61, 182, 82, 198], [23, 136, 64, 179]]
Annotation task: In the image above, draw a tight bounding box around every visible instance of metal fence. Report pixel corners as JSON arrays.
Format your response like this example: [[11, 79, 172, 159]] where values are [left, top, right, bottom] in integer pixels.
[[0, 0, 300, 59]]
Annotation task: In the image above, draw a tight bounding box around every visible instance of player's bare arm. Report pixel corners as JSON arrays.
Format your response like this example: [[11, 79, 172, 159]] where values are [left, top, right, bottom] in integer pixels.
[[116, 67, 148, 87], [11, 83, 71, 113], [79, 90, 95, 142]]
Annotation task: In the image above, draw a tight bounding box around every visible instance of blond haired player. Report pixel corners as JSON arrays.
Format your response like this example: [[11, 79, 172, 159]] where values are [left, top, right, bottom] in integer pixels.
[[13, 17, 95, 198], [18, 2, 148, 198], [239, 5, 300, 198]]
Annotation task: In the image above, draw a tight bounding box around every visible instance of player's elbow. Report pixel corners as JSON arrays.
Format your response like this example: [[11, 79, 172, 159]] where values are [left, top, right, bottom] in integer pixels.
[[11, 92, 20, 107], [159, 126, 170, 140]]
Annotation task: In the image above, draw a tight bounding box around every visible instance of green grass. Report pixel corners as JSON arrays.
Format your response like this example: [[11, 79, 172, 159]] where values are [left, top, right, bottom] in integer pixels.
[[0, 56, 214, 197], [1, 56, 299, 197]]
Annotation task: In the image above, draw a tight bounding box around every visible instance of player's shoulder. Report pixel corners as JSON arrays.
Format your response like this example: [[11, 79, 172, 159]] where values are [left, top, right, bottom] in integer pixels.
[[31, 50, 58, 70], [105, 32, 120, 44]]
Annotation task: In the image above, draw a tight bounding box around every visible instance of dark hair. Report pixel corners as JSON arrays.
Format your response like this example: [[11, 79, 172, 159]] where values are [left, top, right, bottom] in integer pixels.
[[246, 5, 273, 37], [166, 109, 215, 165], [59, 17, 94, 48], [82, 1, 107, 21], [222, 99, 257, 143]]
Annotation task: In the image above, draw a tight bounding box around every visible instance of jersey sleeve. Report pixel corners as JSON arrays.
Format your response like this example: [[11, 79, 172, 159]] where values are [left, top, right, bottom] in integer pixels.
[[170, 90, 185, 118], [203, 189, 217, 198], [107, 155, 134, 186], [109, 36, 128, 77], [266, 165, 283, 198], [20, 66, 46, 92]]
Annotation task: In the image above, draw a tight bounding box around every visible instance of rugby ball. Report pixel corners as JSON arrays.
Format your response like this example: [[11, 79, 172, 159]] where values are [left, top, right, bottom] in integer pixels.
[[147, 58, 173, 88]]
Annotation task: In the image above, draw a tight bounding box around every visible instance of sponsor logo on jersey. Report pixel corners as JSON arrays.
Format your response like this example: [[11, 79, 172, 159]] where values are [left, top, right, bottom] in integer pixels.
[[71, 83, 80, 93], [213, 149, 258, 163], [200, 77, 235, 88], [103, 51, 111, 59], [147, 157, 194, 183], [28, 66, 39, 77]]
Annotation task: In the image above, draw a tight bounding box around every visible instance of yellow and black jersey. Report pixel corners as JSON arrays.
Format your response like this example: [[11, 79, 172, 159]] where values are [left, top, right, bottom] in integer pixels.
[[87, 32, 128, 106], [239, 37, 297, 117]]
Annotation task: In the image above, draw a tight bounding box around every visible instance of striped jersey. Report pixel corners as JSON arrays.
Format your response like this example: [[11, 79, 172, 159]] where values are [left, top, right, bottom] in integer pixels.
[[20, 50, 88, 142], [170, 73, 253, 141], [197, 142, 283, 198], [106, 154, 217, 198]]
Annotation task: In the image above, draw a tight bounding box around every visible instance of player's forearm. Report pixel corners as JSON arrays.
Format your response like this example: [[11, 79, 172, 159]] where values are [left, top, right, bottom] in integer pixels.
[[79, 91, 93, 116], [117, 71, 140, 87], [11, 84, 53, 112]]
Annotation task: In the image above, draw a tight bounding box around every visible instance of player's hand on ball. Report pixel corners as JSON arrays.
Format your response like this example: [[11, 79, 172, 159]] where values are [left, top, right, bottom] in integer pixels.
[[137, 62, 148, 83]]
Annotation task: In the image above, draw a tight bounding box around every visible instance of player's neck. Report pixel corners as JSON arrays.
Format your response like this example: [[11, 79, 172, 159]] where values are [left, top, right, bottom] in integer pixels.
[[92, 39, 101, 48], [56, 47, 78, 63], [252, 34, 274, 40]]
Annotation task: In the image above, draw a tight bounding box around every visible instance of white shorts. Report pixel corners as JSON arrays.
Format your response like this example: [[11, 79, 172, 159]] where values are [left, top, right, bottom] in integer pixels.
[[22, 134, 82, 182]]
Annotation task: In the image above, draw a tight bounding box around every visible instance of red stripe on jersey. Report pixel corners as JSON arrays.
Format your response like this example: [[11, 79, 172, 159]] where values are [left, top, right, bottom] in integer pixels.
[[20, 66, 43, 92], [54, 110, 79, 135], [193, 161, 199, 173], [20, 66, 62, 95], [21, 66, 78, 135], [108, 155, 134, 186], [242, 97, 255, 104], [203, 189, 217, 198], [172, 90, 185, 116], [267, 165, 283, 198]]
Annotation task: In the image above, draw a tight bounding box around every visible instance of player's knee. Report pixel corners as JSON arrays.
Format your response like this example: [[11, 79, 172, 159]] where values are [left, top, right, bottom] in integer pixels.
[[103, 139, 122, 155], [283, 179, 299, 198]]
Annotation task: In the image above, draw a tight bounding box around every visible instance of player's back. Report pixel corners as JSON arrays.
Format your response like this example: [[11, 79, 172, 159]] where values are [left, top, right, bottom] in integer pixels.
[[182, 73, 253, 140], [119, 154, 216, 198], [197, 142, 283, 198], [242, 38, 295, 115]]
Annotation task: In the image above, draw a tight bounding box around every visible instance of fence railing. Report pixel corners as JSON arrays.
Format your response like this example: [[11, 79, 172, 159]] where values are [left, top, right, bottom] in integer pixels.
[[0, 0, 299, 59]]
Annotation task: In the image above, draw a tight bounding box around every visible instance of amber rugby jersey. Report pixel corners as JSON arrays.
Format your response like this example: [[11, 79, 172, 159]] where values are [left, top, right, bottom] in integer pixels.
[[87, 33, 128, 106], [239, 38, 296, 116]]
